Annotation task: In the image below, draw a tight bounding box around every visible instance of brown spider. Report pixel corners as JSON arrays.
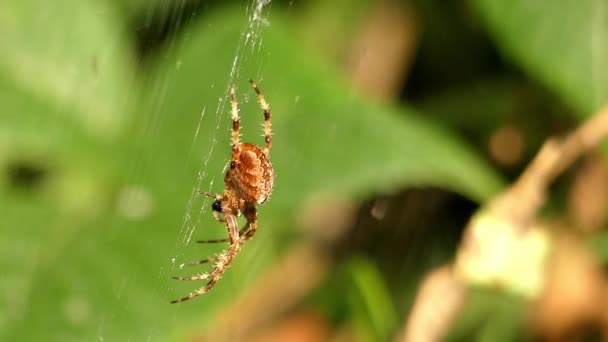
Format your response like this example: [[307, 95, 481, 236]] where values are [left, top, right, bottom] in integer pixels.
[[171, 80, 274, 303]]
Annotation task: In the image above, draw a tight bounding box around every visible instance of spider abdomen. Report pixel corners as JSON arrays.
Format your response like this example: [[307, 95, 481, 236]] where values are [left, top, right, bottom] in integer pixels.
[[231, 143, 274, 204]]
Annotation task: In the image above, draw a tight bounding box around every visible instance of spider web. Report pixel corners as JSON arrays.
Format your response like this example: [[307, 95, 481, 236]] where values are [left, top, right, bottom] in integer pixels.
[[165, 0, 272, 296]]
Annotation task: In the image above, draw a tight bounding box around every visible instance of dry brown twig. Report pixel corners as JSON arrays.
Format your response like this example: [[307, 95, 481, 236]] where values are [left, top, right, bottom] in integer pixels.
[[490, 105, 608, 231], [401, 106, 608, 342]]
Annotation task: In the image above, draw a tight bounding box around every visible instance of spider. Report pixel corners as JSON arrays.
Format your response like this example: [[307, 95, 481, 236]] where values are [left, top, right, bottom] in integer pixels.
[[171, 80, 274, 303]]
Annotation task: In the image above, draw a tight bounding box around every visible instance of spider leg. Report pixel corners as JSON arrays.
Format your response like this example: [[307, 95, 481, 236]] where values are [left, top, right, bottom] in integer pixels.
[[186, 255, 219, 266], [199, 206, 258, 243], [240, 205, 258, 242], [230, 85, 241, 162], [196, 238, 230, 244], [200, 191, 221, 199], [199, 191, 222, 199], [249, 79, 271, 154], [172, 272, 210, 281], [171, 211, 241, 303], [196, 224, 253, 244], [187, 221, 253, 265], [211, 210, 226, 223], [191, 214, 255, 269]]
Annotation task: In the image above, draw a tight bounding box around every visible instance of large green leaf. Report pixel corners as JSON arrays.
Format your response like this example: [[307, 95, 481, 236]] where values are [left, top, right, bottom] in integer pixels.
[[0, 0, 134, 139], [0, 0, 135, 341], [1, 3, 503, 341], [471, 0, 608, 116]]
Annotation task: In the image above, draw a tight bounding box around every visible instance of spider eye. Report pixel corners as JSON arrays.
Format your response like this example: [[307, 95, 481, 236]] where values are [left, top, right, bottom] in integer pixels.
[[212, 199, 223, 212]]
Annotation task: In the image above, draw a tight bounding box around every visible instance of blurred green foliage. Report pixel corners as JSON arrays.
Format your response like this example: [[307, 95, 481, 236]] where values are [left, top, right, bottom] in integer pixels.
[[1, 0, 607, 341], [472, 0, 608, 117]]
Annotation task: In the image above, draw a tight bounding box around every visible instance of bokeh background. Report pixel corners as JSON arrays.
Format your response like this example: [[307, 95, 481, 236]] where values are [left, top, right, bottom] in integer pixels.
[[2, 0, 608, 341]]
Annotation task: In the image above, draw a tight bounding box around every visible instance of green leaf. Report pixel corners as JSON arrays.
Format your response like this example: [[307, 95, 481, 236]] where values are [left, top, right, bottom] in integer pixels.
[[588, 231, 608, 262], [471, 0, 608, 116], [447, 288, 526, 342], [0, 0, 134, 340], [348, 256, 399, 341], [0, 0, 135, 139]]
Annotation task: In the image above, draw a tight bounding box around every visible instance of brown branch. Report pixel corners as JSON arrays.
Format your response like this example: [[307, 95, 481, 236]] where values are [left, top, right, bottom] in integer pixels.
[[401, 105, 608, 342], [399, 266, 466, 342], [490, 105, 608, 231]]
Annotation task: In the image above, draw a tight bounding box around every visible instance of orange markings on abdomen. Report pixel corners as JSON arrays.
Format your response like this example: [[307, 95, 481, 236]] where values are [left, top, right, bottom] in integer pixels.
[[231, 144, 274, 204]]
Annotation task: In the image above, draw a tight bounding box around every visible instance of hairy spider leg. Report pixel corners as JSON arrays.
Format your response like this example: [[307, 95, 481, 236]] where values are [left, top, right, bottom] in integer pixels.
[[171, 212, 241, 303], [249, 79, 272, 154], [201, 191, 221, 199], [230, 85, 241, 162], [192, 209, 257, 272], [172, 272, 210, 281], [196, 238, 230, 244], [241, 205, 258, 242], [186, 256, 219, 266], [196, 224, 253, 244]]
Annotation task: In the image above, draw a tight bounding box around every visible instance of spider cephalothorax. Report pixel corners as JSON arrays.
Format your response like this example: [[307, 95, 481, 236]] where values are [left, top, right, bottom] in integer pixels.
[[171, 80, 274, 303]]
